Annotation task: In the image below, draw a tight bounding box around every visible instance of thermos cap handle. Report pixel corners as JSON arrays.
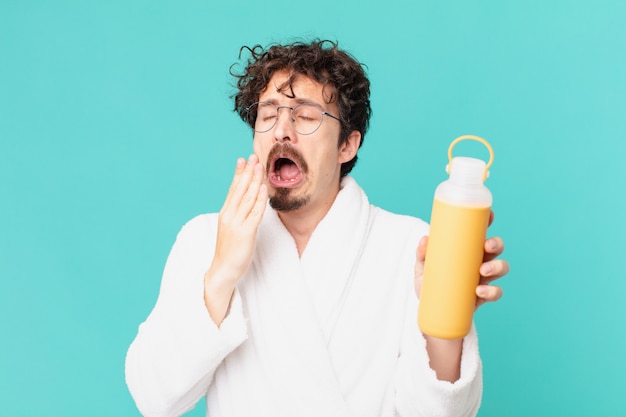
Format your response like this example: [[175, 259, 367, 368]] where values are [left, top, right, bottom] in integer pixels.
[[446, 135, 494, 182]]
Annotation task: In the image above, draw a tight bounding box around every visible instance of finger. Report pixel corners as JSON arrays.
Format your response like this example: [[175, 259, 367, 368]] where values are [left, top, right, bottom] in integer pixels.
[[414, 237, 428, 295], [236, 162, 265, 221], [222, 157, 248, 211], [417, 235, 428, 262], [479, 259, 510, 285], [222, 155, 258, 213], [245, 183, 268, 226], [488, 210, 495, 227], [475, 285, 503, 307], [483, 237, 504, 262], [224, 156, 246, 197]]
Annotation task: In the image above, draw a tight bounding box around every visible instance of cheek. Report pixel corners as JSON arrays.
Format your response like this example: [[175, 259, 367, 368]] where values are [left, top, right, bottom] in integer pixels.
[[314, 147, 341, 178], [252, 135, 264, 153], [253, 138, 270, 168]]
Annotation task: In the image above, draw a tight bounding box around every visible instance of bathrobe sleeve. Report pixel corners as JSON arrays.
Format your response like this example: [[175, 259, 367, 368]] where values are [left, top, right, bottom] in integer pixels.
[[125, 214, 248, 417], [395, 284, 483, 417]]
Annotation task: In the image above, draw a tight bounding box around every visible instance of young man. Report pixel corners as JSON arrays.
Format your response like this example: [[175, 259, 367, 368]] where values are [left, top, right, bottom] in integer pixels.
[[126, 40, 509, 417]]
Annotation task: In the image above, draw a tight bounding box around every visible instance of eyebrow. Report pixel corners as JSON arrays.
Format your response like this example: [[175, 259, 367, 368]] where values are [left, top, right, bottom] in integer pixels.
[[294, 98, 324, 108], [261, 97, 325, 110]]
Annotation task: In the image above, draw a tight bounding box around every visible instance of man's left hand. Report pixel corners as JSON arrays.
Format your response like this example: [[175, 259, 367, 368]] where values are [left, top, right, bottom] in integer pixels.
[[415, 210, 510, 309]]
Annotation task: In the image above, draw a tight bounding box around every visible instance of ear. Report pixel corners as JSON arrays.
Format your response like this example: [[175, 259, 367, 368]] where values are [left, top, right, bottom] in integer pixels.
[[337, 130, 362, 163]]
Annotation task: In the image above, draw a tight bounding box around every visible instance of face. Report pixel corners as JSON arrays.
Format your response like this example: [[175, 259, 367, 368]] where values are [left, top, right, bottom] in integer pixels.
[[252, 70, 359, 214]]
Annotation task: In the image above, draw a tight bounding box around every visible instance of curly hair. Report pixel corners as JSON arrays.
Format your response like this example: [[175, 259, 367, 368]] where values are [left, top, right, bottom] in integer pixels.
[[231, 39, 371, 177]]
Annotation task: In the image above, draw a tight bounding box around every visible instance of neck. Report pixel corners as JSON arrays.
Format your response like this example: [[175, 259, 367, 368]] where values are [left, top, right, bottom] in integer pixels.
[[277, 189, 340, 257]]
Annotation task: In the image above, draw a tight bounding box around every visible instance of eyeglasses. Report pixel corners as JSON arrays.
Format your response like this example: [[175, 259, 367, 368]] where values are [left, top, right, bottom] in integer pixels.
[[245, 102, 341, 135]]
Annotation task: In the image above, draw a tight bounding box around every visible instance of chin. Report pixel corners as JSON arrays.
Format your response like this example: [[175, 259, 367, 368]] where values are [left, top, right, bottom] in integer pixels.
[[269, 188, 310, 212]]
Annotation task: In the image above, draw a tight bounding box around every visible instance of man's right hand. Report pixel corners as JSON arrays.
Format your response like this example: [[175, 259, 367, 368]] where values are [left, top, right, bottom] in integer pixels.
[[204, 154, 268, 325]]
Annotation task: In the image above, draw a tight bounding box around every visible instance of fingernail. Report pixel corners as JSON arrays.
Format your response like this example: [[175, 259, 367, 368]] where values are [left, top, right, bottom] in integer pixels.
[[480, 263, 493, 275], [237, 158, 245, 168], [476, 286, 488, 297]]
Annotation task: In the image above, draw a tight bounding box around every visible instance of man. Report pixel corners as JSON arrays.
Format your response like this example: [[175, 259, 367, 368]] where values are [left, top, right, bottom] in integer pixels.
[[126, 40, 509, 417]]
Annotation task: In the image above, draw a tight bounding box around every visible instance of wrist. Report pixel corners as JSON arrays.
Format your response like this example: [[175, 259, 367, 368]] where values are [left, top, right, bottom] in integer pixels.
[[203, 266, 238, 326], [204, 259, 242, 288], [423, 334, 463, 382]]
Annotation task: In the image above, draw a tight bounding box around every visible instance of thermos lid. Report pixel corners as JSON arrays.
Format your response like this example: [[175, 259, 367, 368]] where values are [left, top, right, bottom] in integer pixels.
[[445, 135, 494, 182], [447, 157, 487, 184]]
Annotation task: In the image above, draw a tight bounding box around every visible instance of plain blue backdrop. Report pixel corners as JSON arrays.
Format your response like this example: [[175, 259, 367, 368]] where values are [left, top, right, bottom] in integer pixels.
[[1, 1, 625, 416]]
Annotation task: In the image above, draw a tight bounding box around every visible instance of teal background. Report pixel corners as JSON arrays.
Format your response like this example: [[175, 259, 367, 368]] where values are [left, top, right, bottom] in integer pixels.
[[1, 0, 625, 416]]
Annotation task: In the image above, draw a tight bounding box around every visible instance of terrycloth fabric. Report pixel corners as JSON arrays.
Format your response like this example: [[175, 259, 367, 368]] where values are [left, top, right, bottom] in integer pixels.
[[125, 176, 483, 417]]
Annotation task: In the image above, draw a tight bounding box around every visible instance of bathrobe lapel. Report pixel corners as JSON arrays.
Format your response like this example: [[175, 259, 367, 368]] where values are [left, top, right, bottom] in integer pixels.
[[240, 177, 370, 417], [300, 177, 375, 343], [244, 208, 349, 417]]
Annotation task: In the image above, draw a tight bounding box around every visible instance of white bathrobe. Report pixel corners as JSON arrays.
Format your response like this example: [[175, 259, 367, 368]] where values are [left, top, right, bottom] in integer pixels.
[[125, 177, 482, 417]]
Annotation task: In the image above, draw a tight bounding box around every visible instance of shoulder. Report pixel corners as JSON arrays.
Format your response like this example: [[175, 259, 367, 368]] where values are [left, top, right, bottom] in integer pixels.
[[346, 177, 429, 238], [173, 213, 220, 248], [364, 206, 429, 259], [179, 212, 219, 232], [371, 206, 430, 239]]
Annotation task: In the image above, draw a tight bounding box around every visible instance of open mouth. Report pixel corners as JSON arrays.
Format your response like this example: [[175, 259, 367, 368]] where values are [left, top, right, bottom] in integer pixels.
[[268, 156, 303, 188]]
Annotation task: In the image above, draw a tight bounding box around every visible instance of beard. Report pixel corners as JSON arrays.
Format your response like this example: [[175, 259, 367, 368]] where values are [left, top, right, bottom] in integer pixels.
[[269, 188, 310, 212]]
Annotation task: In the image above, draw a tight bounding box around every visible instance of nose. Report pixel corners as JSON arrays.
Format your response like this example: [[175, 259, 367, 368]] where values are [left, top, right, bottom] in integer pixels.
[[273, 107, 296, 143]]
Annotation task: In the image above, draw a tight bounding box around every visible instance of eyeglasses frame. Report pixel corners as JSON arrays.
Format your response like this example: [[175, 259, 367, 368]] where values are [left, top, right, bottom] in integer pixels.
[[245, 101, 342, 135]]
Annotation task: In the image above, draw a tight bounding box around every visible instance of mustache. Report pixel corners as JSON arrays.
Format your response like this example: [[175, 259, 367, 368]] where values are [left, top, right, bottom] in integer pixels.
[[265, 143, 308, 174]]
